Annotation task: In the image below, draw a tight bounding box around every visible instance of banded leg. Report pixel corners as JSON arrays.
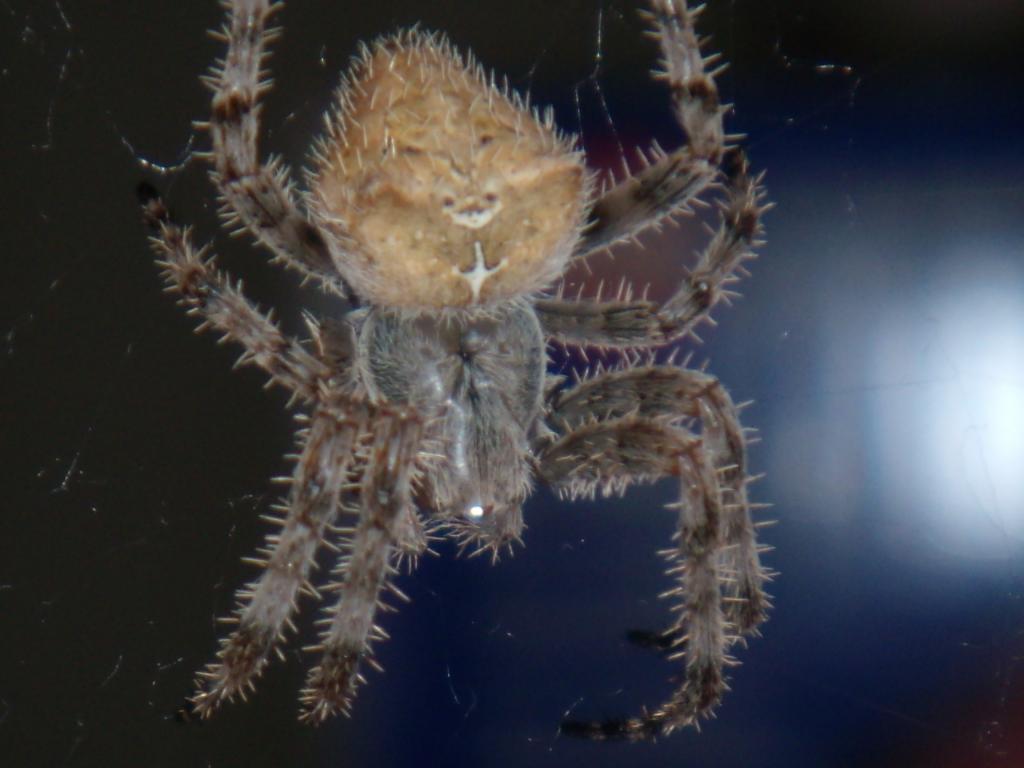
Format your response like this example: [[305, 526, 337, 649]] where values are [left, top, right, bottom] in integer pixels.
[[203, 0, 349, 296], [390, 505, 431, 572], [300, 408, 423, 722], [191, 403, 364, 717], [139, 184, 330, 401], [547, 365, 770, 632], [574, 0, 728, 259], [538, 149, 768, 347], [538, 417, 730, 739]]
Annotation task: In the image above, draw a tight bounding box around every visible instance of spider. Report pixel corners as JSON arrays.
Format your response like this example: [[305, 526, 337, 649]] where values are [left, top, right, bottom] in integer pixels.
[[139, 0, 770, 740]]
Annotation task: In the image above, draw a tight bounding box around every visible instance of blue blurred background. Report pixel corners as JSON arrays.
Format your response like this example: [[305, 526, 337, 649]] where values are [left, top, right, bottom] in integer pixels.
[[3, 1, 1023, 766]]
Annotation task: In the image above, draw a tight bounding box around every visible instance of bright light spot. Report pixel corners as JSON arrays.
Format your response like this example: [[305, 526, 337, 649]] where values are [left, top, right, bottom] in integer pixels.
[[467, 504, 485, 519], [872, 260, 1024, 559]]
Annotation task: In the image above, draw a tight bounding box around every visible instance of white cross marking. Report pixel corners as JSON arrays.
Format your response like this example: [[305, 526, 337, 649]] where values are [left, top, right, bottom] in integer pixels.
[[454, 241, 506, 303]]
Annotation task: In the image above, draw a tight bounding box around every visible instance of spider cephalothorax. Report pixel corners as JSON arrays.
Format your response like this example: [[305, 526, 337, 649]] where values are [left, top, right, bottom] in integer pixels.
[[141, 0, 770, 739]]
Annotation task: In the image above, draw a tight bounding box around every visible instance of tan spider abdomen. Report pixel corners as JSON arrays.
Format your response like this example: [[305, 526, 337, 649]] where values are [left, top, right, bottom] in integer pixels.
[[308, 32, 589, 308]]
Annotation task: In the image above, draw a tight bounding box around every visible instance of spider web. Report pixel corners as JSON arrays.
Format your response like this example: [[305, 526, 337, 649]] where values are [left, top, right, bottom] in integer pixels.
[[2, 1, 1023, 766]]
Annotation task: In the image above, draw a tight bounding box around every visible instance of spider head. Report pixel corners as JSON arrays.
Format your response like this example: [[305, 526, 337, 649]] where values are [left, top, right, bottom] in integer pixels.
[[448, 498, 524, 559], [308, 30, 591, 309]]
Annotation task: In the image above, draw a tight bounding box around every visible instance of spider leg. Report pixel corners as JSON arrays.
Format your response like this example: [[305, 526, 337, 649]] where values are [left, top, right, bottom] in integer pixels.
[[190, 399, 364, 717], [537, 416, 730, 739], [391, 504, 432, 573], [537, 148, 768, 347], [573, 0, 727, 260], [201, 0, 350, 297], [139, 185, 335, 402], [547, 365, 770, 633], [300, 408, 423, 723]]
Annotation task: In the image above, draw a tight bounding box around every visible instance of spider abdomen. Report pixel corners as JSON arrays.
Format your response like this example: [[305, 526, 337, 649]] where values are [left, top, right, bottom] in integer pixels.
[[307, 30, 591, 309]]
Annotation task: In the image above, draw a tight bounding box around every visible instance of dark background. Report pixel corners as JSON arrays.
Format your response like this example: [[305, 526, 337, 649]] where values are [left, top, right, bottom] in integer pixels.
[[3, 1, 1024, 767]]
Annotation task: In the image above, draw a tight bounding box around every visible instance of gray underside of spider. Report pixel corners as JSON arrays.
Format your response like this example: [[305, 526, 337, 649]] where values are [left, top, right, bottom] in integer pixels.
[[140, 0, 771, 740]]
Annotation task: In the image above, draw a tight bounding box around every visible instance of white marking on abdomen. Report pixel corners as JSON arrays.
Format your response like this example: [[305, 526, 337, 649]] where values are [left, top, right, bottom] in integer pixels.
[[454, 241, 506, 303]]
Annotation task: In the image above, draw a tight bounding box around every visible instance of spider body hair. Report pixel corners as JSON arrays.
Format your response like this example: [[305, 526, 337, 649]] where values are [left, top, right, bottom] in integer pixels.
[[140, 0, 770, 739]]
